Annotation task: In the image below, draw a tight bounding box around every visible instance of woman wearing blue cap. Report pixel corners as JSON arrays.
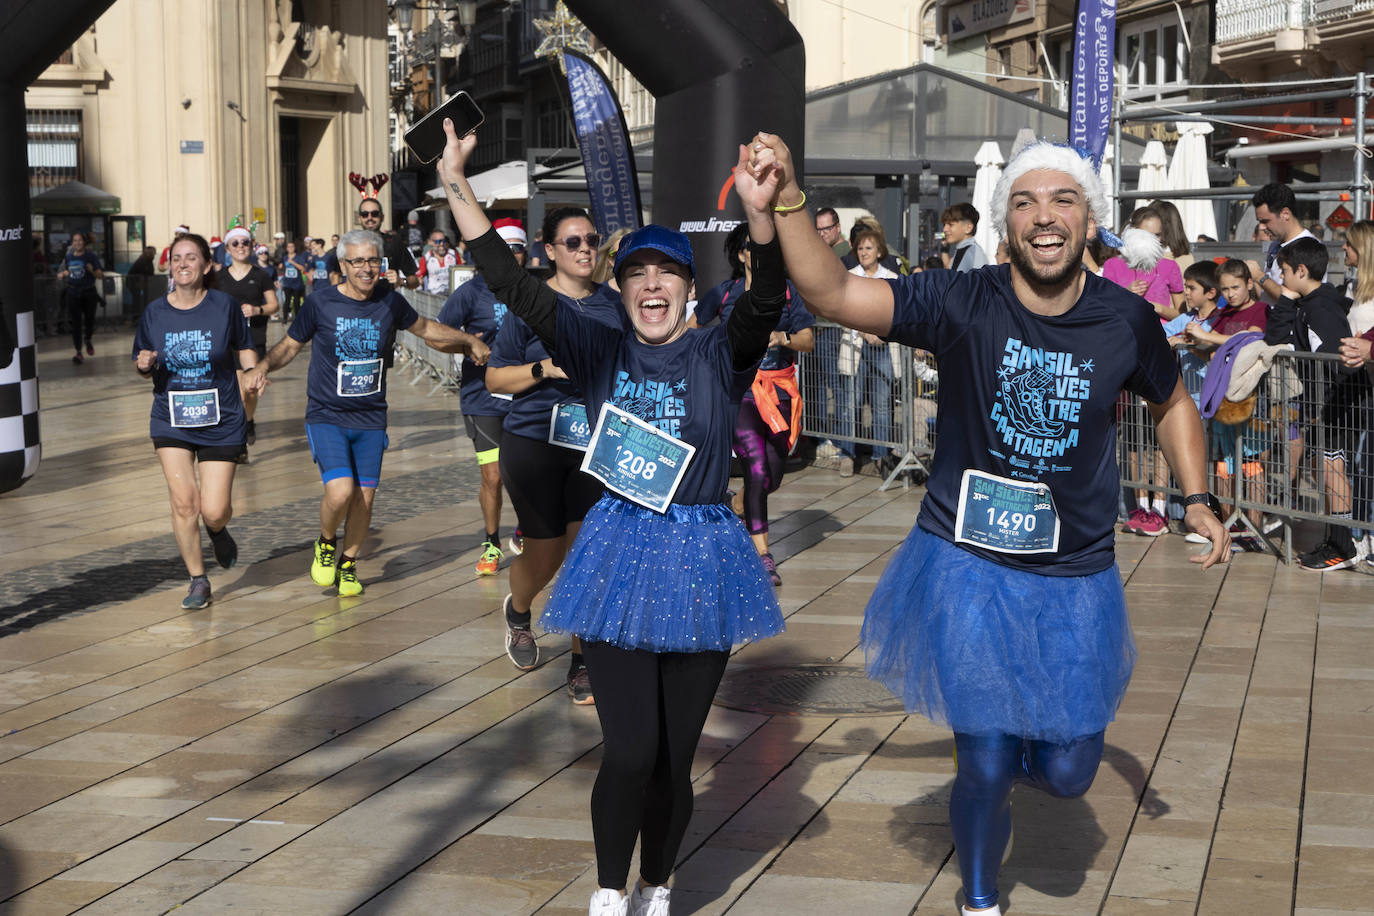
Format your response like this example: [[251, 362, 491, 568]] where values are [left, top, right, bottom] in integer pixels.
[[438, 119, 786, 916]]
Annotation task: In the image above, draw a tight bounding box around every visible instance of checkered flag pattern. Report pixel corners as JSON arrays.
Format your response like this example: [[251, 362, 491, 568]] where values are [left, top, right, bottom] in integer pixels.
[[0, 308, 41, 492]]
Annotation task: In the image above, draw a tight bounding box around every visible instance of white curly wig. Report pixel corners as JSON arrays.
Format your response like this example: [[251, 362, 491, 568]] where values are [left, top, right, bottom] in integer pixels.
[[989, 139, 1112, 242]]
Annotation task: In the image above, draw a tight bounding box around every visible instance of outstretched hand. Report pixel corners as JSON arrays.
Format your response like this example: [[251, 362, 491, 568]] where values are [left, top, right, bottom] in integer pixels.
[[436, 118, 478, 187], [733, 144, 781, 214], [745, 133, 800, 201]]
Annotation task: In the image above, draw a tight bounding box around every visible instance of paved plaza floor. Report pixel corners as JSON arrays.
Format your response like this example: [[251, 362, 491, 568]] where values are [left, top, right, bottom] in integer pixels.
[[1, 328, 1372, 915]]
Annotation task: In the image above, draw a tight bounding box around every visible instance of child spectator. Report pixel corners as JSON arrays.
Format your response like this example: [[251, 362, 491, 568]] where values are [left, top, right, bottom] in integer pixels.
[[1186, 260, 1272, 549], [1102, 207, 1185, 320], [1274, 238, 1371, 570]]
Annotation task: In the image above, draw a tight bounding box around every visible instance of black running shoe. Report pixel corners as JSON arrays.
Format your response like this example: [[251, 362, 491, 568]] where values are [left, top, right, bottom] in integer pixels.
[[1299, 540, 1357, 572], [208, 527, 238, 569]]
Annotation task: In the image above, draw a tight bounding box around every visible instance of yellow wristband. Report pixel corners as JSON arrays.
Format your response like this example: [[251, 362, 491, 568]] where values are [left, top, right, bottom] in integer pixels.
[[773, 190, 807, 214]]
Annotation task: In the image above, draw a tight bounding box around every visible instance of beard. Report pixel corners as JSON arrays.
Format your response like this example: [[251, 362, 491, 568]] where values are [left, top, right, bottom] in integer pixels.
[[1006, 232, 1087, 289]]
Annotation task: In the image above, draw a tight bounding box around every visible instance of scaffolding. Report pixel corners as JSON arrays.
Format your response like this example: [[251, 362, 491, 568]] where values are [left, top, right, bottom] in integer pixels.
[[1110, 72, 1369, 232]]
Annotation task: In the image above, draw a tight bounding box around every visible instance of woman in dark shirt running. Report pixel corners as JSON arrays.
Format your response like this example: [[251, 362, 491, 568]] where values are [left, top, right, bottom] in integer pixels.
[[438, 119, 787, 916], [134, 233, 262, 610], [213, 227, 278, 446]]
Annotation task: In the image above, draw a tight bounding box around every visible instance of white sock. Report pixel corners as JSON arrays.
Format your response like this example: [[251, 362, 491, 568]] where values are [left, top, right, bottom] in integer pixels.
[[1137, 497, 1149, 511], [1151, 498, 1166, 516]]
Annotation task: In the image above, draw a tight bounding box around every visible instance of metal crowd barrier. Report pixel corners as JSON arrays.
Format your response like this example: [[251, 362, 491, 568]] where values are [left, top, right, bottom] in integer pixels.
[[1119, 348, 1374, 565], [800, 326, 1373, 565], [396, 287, 462, 396], [797, 320, 938, 490]]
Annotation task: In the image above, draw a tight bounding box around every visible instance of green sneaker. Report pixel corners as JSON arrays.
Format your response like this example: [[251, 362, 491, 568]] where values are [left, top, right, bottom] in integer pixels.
[[337, 558, 364, 597], [311, 538, 337, 586], [475, 540, 502, 576]]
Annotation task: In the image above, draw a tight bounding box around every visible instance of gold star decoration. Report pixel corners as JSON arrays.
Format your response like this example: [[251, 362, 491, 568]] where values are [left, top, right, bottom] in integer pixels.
[[533, 1, 593, 70]]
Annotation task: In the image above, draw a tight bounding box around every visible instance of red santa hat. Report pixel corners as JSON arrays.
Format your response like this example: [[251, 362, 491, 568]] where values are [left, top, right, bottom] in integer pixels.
[[493, 218, 527, 246]]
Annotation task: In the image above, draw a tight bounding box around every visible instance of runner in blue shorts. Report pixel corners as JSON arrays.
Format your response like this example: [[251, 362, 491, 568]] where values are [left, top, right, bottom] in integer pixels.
[[246, 229, 488, 596]]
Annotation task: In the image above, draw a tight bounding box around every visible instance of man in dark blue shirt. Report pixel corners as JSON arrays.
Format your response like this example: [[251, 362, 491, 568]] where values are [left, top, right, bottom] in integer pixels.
[[754, 132, 1228, 916], [246, 229, 488, 597]]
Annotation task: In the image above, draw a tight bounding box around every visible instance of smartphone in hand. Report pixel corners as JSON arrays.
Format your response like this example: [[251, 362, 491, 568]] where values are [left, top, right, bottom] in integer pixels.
[[404, 92, 484, 164]]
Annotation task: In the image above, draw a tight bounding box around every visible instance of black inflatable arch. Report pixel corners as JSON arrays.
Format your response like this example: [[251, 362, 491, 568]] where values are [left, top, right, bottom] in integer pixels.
[[563, 0, 805, 290], [0, 1, 116, 493]]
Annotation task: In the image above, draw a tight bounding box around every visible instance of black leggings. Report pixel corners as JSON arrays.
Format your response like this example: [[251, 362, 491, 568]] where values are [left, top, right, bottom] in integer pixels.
[[66, 287, 98, 351], [581, 641, 729, 890], [733, 395, 790, 535]]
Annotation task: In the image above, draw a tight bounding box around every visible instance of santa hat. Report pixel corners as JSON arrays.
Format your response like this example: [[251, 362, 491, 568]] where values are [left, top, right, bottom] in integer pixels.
[[493, 218, 527, 246], [989, 140, 1121, 247], [225, 227, 252, 245], [173, 224, 190, 236], [209, 236, 223, 247]]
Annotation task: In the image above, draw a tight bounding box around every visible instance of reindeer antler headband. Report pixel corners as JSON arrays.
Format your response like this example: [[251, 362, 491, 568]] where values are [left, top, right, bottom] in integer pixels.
[[349, 172, 390, 201]]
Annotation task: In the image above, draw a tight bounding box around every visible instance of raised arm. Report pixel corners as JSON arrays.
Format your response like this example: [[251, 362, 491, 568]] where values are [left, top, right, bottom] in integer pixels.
[[724, 144, 787, 370], [435, 120, 559, 345], [747, 133, 895, 335]]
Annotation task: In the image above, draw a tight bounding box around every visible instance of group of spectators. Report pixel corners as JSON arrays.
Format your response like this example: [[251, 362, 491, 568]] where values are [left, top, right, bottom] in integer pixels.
[[1090, 182, 1373, 572]]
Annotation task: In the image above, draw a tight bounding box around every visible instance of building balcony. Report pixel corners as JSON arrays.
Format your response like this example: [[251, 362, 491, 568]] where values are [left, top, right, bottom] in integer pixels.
[[1213, 0, 1374, 78]]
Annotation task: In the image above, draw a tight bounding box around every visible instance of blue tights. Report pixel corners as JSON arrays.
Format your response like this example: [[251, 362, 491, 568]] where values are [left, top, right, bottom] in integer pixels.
[[951, 731, 1105, 910]]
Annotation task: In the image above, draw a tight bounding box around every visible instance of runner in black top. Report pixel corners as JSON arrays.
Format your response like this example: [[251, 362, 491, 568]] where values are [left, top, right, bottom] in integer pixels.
[[213, 227, 278, 447]]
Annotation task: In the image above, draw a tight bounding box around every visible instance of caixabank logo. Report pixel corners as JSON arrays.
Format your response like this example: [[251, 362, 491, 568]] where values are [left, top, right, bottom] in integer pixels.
[[677, 174, 744, 234]]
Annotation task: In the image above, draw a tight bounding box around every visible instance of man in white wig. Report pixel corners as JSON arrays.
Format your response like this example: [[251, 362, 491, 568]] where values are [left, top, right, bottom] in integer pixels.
[[748, 133, 1229, 914]]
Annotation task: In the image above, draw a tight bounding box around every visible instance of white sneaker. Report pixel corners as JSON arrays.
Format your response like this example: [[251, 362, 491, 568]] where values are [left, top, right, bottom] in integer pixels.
[[628, 884, 671, 916], [1354, 534, 1372, 567], [962, 906, 1002, 915], [589, 888, 628, 916], [1184, 531, 1209, 544], [816, 441, 841, 459]]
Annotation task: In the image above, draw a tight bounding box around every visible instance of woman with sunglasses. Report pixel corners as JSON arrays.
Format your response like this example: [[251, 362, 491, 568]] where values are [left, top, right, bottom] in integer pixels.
[[213, 227, 278, 447], [135, 233, 260, 610], [484, 206, 619, 704], [438, 119, 785, 916]]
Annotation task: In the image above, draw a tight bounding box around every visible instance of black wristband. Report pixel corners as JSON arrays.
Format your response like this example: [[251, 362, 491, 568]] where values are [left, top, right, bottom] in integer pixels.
[[1183, 493, 1211, 508], [530, 359, 543, 379]]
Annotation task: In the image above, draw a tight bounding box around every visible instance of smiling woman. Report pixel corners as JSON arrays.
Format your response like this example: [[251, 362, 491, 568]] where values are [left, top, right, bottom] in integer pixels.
[[436, 117, 789, 916]]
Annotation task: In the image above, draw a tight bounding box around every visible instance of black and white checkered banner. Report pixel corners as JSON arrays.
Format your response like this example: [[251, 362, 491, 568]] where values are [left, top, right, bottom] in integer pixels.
[[0, 304, 39, 493]]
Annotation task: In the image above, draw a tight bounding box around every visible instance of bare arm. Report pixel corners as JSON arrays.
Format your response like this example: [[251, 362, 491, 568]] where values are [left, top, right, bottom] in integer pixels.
[[772, 326, 815, 353], [261, 334, 304, 372], [408, 315, 489, 364], [485, 358, 567, 394], [747, 133, 895, 335], [1147, 377, 1229, 568]]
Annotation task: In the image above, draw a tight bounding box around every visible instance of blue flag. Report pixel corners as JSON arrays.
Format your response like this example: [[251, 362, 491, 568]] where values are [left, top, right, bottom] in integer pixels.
[[562, 49, 643, 237], [1069, 0, 1117, 168]]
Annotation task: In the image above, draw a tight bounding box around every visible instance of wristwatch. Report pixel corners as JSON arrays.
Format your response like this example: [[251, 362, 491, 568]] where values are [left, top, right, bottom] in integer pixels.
[[530, 359, 544, 380], [1184, 492, 1223, 520]]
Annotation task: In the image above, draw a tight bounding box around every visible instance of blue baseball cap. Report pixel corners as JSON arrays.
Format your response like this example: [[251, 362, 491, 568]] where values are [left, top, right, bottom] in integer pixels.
[[613, 224, 694, 280]]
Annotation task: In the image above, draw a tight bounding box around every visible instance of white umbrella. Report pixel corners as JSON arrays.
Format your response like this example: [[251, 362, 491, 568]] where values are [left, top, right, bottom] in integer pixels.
[[1133, 140, 1170, 219], [972, 140, 1004, 261], [1100, 141, 1116, 228], [1167, 121, 1218, 242]]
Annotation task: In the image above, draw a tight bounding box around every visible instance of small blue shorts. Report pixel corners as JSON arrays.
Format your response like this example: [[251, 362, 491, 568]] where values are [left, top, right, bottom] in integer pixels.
[[305, 423, 388, 488]]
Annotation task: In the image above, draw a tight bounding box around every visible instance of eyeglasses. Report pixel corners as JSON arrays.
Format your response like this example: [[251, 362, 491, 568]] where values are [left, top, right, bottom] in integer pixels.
[[358, 210, 383, 219], [430, 239, 448, 246], [815, 222, 837, 233], [508, 244, 526, 253], [227, 240, 251, 248], [554, 233, 601, 251], [344, 257, 383, 269]]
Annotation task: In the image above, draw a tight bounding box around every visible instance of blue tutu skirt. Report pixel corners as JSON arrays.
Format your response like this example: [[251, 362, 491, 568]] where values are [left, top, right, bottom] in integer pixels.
[[861, 526, 1134, 743], [540, 495, 785, 652]]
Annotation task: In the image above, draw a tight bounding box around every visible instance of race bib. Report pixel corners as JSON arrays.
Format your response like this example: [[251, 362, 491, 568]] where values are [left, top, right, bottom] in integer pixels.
[[285, 263, 299, 279], [337, 358, 383, 397], [581, 403, 695, 513], [169, 388, 220, 428], [953, 469, 1060, 554], [548, 402, 592, 451]]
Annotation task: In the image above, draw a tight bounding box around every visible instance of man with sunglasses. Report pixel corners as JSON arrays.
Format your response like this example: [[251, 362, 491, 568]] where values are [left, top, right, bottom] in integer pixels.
[[416, 232, 460, 296], [343, 201, 420, 291], [246, 229, 488, 597]]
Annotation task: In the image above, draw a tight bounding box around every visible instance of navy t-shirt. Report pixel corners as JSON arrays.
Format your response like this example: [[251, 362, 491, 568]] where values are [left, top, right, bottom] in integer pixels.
[[132, 289, 252, 445], [489, 292, 625, 440], [552, 306, 757, 506], [438, 275, 511, 418], [280, 254, 307, 290], [63, 250, 102, 290], [310, 254, 331, 284], [694, 277, 814, 372], [886, 265, 1178, 575], [288, 285, 419, 429]]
